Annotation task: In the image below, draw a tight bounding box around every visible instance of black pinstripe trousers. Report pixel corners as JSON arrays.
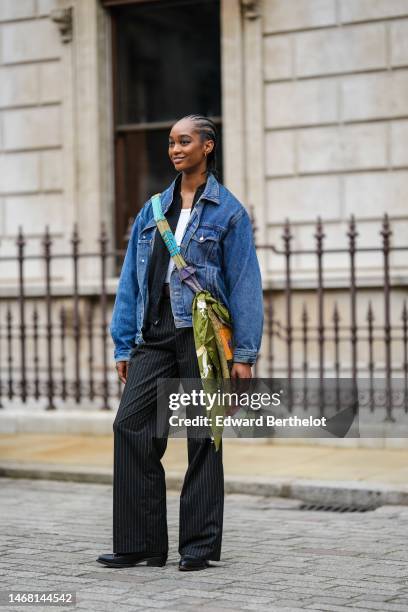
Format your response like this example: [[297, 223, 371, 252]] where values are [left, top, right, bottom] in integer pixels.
[[112, 296, 224, 560]]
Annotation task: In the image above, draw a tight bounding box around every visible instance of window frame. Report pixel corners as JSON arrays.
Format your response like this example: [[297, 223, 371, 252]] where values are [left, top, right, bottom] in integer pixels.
[[101, 0, 158, 7], [108, 0, 222, 252]]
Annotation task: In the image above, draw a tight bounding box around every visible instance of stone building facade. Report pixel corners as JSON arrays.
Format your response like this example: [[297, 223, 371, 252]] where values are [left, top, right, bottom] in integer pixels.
[[0, 0, 112, 286], [260, 0, 408, 288], [1, 0, 407, 275], [0, 0, 407, 381], [0, 0, 407, 283]]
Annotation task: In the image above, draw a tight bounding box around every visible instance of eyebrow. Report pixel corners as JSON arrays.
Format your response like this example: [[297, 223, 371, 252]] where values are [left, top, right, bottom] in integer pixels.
[[169, 133, 192, 139]]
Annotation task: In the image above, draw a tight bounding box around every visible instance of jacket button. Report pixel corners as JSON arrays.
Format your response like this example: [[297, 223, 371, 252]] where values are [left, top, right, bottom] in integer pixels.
[[141, 258, 145, 262], [199, 236, 204, 241]]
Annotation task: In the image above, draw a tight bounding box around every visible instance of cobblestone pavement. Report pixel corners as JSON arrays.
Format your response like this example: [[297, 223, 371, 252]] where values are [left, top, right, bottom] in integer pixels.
[[1, 479, 408, 612]]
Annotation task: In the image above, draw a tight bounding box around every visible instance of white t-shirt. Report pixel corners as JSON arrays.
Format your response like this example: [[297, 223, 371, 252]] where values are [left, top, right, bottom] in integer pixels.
[[164, 208, 191, 283]]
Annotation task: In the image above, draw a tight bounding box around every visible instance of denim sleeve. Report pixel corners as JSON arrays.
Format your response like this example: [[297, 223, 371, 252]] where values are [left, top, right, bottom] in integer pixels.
[[110, 214, 141, 362], [222, 208, 264, 365]]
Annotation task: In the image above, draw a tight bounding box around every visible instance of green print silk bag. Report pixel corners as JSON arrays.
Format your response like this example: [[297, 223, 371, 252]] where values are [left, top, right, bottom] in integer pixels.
[[151, 193, 233, 450]]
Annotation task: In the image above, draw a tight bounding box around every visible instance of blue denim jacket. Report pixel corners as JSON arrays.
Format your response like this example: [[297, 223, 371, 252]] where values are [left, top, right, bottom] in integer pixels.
[[110, 173, 264, 364]]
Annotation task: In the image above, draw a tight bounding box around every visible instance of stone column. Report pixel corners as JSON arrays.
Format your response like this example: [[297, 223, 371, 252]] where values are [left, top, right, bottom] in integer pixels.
[[241, 0, 267, 268], [221, 0, 245, 202], [221, 0, 266, 274], [61, 0, 114, 280]]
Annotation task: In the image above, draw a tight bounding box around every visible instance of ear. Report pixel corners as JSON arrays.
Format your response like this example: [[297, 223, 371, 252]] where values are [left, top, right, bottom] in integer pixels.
[[204, 139, 215, 156]]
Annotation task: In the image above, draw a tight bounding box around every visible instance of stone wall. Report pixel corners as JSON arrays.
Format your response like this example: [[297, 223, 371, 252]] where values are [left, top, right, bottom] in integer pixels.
[[0, 0, 65, 281], [1, 0, 408, 290], [0, 0, 114, 286], [262, 0, 408, 284]]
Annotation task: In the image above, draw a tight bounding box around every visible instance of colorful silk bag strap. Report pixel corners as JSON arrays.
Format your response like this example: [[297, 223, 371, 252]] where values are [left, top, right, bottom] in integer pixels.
[[151, 193, 203, 293]]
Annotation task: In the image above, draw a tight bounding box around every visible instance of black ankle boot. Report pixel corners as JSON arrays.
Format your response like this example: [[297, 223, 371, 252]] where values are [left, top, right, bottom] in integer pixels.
[[97, 552, 167, 568], [178, 556, 210, 571]]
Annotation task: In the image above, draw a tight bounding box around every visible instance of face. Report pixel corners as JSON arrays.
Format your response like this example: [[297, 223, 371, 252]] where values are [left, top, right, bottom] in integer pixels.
[[168, 118, 214, 174]]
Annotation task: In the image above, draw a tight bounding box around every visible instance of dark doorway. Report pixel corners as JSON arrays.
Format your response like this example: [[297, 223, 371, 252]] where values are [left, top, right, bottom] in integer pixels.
[[109, 0, 222, 251]]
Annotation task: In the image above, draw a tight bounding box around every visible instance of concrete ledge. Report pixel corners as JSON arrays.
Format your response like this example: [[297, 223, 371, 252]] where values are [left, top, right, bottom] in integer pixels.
[[2, 410, 408, 448], [2, 462, 408, 507], [0, 462, 113, 485], [0, 409, 115, 435]]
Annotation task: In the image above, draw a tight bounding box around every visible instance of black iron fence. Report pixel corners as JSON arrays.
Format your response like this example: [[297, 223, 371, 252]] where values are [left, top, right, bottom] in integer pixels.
[[255, 214, 408, 420], [0, 224, 121, 411], [0, 215, 407, 416]]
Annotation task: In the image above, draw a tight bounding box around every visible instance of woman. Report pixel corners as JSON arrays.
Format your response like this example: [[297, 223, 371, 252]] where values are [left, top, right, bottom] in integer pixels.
[[97, 115, 263, 571]]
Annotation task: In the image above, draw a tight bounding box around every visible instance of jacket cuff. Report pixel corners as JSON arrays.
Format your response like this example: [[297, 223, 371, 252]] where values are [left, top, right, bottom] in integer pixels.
[[114, 352, 131, 362], [232, 348, 258, 365]]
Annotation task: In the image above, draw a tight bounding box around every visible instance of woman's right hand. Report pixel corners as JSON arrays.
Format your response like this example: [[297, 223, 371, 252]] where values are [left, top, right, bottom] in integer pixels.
[[116, 361, 129, 384]]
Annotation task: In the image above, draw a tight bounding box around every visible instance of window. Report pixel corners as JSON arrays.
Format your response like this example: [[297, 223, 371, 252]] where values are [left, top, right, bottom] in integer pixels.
[[108, 0, 222, 250]]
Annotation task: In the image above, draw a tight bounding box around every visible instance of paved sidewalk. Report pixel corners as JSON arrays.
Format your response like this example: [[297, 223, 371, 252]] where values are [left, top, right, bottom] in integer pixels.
[[2, 478, 408, 611], [1, 434, 408, 485]]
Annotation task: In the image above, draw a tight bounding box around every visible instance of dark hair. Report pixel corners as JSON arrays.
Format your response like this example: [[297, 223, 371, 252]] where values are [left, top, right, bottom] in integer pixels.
[[181, 114, 218, 176]]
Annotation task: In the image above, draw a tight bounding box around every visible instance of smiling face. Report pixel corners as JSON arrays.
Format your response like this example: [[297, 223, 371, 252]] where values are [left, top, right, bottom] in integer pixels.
[[168, 118, 214, 175]]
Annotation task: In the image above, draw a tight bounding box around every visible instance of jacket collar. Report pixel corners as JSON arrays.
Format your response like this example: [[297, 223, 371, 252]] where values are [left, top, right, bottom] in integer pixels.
[[160, 172, 220, 214]]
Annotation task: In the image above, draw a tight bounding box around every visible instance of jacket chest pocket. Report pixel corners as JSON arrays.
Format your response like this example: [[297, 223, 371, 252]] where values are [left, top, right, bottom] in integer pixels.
[[185, 228, 220, 266], [136, 231, 155, 284], [137, 239, 151, 261], [137, 227, 156, 258]]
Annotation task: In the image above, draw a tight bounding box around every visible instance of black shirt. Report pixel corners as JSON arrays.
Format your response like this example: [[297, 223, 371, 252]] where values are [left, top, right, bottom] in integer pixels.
[[145, 175, 206, 326]]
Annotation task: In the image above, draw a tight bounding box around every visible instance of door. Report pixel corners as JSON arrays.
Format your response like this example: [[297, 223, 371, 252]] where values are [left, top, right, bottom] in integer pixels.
[[106, 0, 222, 251]]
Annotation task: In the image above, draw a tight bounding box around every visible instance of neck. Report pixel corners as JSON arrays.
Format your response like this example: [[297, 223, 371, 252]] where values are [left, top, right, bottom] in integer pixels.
[[180, 168, 208, 193]]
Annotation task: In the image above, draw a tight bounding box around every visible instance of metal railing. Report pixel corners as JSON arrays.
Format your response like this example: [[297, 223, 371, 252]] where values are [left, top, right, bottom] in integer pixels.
[[254, 214, 408, 420], [0, 215, 407, 417], [0, 224, 122, 411]]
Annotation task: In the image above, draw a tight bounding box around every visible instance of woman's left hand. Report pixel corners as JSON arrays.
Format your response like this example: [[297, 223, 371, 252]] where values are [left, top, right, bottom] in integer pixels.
[[231, 363, 252, 379]]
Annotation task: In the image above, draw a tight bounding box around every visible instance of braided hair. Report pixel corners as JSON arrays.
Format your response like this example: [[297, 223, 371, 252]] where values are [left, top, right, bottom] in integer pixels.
[[181, 114, 218, 177]]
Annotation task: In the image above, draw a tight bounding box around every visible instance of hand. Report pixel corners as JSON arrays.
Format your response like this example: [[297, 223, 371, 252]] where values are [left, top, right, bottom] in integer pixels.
[[231, 363, 252, 380], [116, 361, 129, 384], [230, 362, 252, 394]]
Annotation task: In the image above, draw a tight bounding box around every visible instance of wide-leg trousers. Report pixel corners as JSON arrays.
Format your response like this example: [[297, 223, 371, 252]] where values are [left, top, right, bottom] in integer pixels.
[[112, 296, 224, 560]]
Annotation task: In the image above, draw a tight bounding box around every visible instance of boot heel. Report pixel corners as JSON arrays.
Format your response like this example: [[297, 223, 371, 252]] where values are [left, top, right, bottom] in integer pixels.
[[147, 555, 167, 567]]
